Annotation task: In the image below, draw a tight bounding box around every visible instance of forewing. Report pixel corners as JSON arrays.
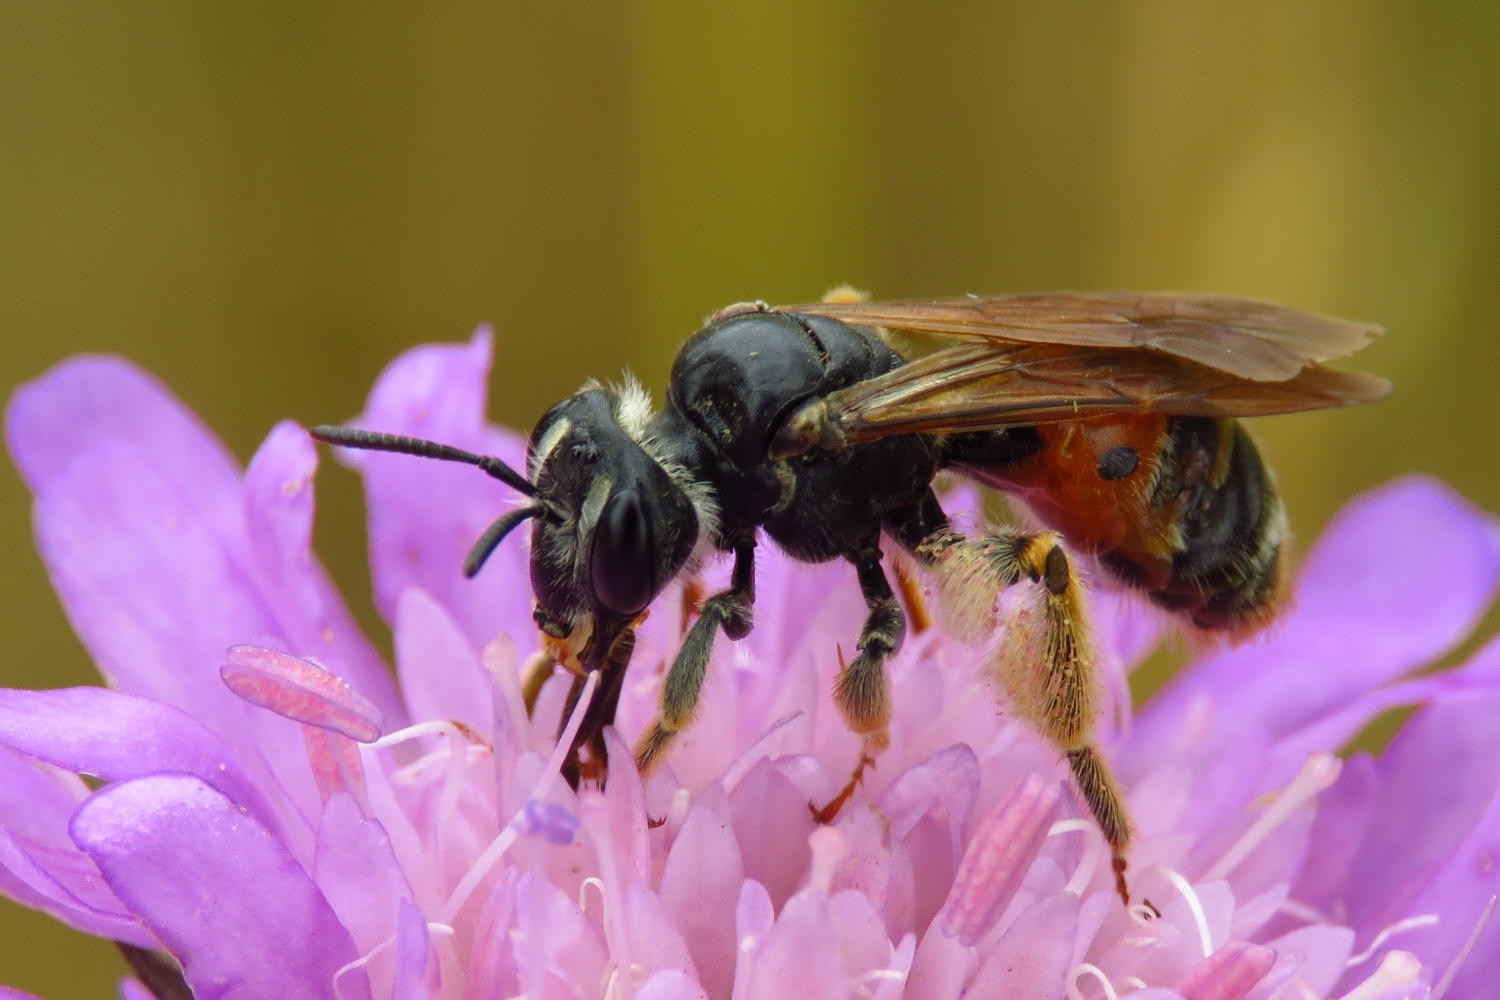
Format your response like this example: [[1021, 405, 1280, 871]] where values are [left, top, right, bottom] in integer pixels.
[[776, 291, 1383, 381], [819, 341, 1391, 443]]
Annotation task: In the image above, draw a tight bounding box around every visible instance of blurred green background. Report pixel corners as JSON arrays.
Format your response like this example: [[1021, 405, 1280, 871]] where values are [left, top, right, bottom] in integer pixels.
[[2, 2, 1499, 995]]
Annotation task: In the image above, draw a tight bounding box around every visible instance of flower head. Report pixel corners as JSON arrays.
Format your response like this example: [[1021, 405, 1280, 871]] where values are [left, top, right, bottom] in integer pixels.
[[4, 330, 1500, 1000]]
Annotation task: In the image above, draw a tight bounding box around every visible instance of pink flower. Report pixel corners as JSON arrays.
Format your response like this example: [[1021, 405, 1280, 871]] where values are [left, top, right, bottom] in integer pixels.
[[4, 329, 1500, 1000]]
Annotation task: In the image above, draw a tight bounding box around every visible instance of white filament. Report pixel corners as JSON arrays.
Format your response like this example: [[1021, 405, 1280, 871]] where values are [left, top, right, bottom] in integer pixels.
[[439, 669, 599, 925], [1202, 751, 1342, 883], [1335, 950, 1422, 1000], [331, 922, 454, 1000], [1048, 819, 1105, 897], [1345, 914, 1439, 967], [1432, 895, 1497, 1000], [1066, 963, 1120, 1000], [1140, 865, 1214, 958]]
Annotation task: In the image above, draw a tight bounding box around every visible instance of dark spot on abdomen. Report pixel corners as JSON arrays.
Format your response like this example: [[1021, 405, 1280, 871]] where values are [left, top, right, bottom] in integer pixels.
[[1097, 447, 1138, 481]]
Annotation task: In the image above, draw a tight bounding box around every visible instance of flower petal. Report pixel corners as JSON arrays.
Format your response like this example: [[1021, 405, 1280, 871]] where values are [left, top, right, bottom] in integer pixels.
[[6, 356, 242, 537], [511, 872, 608, 1000], [0, 824, 155, 946], [0, 687, 279, 833], [634, 969, 711, 1000], [393, 899, 434, 1000], [395, 588, 494, 744], [313, 792, 415, 956], [1337, 691, 1500, 940], [241, 423, 404, 726], [463, 867, 520, 1000], [70, 774, 368, 1000], [1127, 478, 1500, 778], [743, 887, 847, 1000], [659, 804, 744, 1000], [32, 441, 309, 803], [962, 891, 1079, 1000], [351, 330, 536, 656], [729, 757, 816, 909]]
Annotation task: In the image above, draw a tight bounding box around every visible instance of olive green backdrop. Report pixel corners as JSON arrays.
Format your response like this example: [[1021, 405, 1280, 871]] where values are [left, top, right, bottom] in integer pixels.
[[3, 3, 1498, 995]]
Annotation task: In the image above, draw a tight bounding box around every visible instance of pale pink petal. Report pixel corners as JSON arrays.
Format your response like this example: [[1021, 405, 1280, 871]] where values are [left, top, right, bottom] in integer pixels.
[[242, 422, 403, 726], [313, 792, 414, 955], [463, 868, 520, 1000], [624, 883, 698, 985], [396, 588, 494, 743], [393, 898, 435, 1000], [634, 969, 710, 1000], [659, 805, 744, 1000], [962, 891, 1079, 1000], [511, 873, 608, 1000], [743, 888, 847, 1000], [729, 757, 815, 908], [351, 330, 536, 657]]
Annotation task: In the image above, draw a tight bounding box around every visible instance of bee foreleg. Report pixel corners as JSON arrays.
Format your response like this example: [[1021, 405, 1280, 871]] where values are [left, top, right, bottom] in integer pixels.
[[814, 547, 906, 823], [633, 540, 755, 774]]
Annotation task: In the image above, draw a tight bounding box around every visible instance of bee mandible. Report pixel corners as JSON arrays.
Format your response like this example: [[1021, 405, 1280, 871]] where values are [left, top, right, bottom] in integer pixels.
[[311, 289, 1389, 905]]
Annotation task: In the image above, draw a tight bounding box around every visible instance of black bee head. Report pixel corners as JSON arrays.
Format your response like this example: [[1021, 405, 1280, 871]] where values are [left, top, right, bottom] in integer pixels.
[[526, 386, 701, 666]]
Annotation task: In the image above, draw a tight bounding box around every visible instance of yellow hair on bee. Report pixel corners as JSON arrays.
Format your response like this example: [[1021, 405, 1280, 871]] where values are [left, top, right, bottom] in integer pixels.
[[915, 532, 1000, 645]]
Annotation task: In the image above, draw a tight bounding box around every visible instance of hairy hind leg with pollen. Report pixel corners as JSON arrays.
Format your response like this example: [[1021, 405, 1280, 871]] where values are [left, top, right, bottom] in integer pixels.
[[895, 491, 1135, 904]]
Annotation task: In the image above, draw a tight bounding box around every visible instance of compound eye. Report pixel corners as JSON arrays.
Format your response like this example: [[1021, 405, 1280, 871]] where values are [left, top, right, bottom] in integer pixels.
[[590, 488, 655, 616]]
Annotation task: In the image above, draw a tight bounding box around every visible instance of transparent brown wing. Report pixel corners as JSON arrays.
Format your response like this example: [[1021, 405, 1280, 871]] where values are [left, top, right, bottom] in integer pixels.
[[813, 340, 1391, 444], [770, 291, 1383, 382]]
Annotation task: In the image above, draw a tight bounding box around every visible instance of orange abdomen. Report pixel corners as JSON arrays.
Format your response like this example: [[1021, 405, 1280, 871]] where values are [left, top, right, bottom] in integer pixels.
[[953, 414, 1287, 632]]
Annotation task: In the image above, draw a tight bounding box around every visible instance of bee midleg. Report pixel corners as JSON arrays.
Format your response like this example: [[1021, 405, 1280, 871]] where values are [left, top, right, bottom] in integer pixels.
[[812, 543, 906, 823], [891, 490, 1133, 903], [633, 539, 755, 774]]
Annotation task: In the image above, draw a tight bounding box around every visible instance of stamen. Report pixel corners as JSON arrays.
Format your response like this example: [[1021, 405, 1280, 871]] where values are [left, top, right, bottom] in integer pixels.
[[1335, 950, 1421, 1000], [516, 800, 579, 846], [331, 922, 454, 1000], [367, 719, 465, 750], [939, 774, 1063, 946], [302, 725, 366, 805], [1140, 865, 1213, 958], [1176, 942, 1277, 1000], [578, 876, 605, 916], [221, 645, 384, 742], [1066, 963, 1120, 1000], [439, 669, 599, 925], [1345, 914, 1439, 967], [1119, 977, 1148, 992], [1431, 895, 1497, 1000], [1049, 819, 1105, 897], [809, 826, 848, 893], [1202, 752, 1341, 883], [1277, 899, 1331, 925]]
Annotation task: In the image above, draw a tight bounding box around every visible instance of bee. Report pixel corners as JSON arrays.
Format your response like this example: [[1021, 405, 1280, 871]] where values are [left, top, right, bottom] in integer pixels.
[[311, 290, 1388, 904]]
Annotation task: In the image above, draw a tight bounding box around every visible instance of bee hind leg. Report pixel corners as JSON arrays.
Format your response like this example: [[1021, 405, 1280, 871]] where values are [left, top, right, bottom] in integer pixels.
[[813, 546, 905, 823], [984, 531, 1133, 905], [633, 540, 755, 775]]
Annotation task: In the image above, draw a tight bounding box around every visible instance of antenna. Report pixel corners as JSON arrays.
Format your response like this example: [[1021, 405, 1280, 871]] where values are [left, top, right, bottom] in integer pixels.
[[309, 425, 536, 497]]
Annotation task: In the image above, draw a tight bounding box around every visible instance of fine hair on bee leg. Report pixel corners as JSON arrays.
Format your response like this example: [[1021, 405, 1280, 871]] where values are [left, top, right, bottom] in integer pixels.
[[813, 544, 907, 824], [633, 540, 755, 774], [929, 527, 1135, 904]]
